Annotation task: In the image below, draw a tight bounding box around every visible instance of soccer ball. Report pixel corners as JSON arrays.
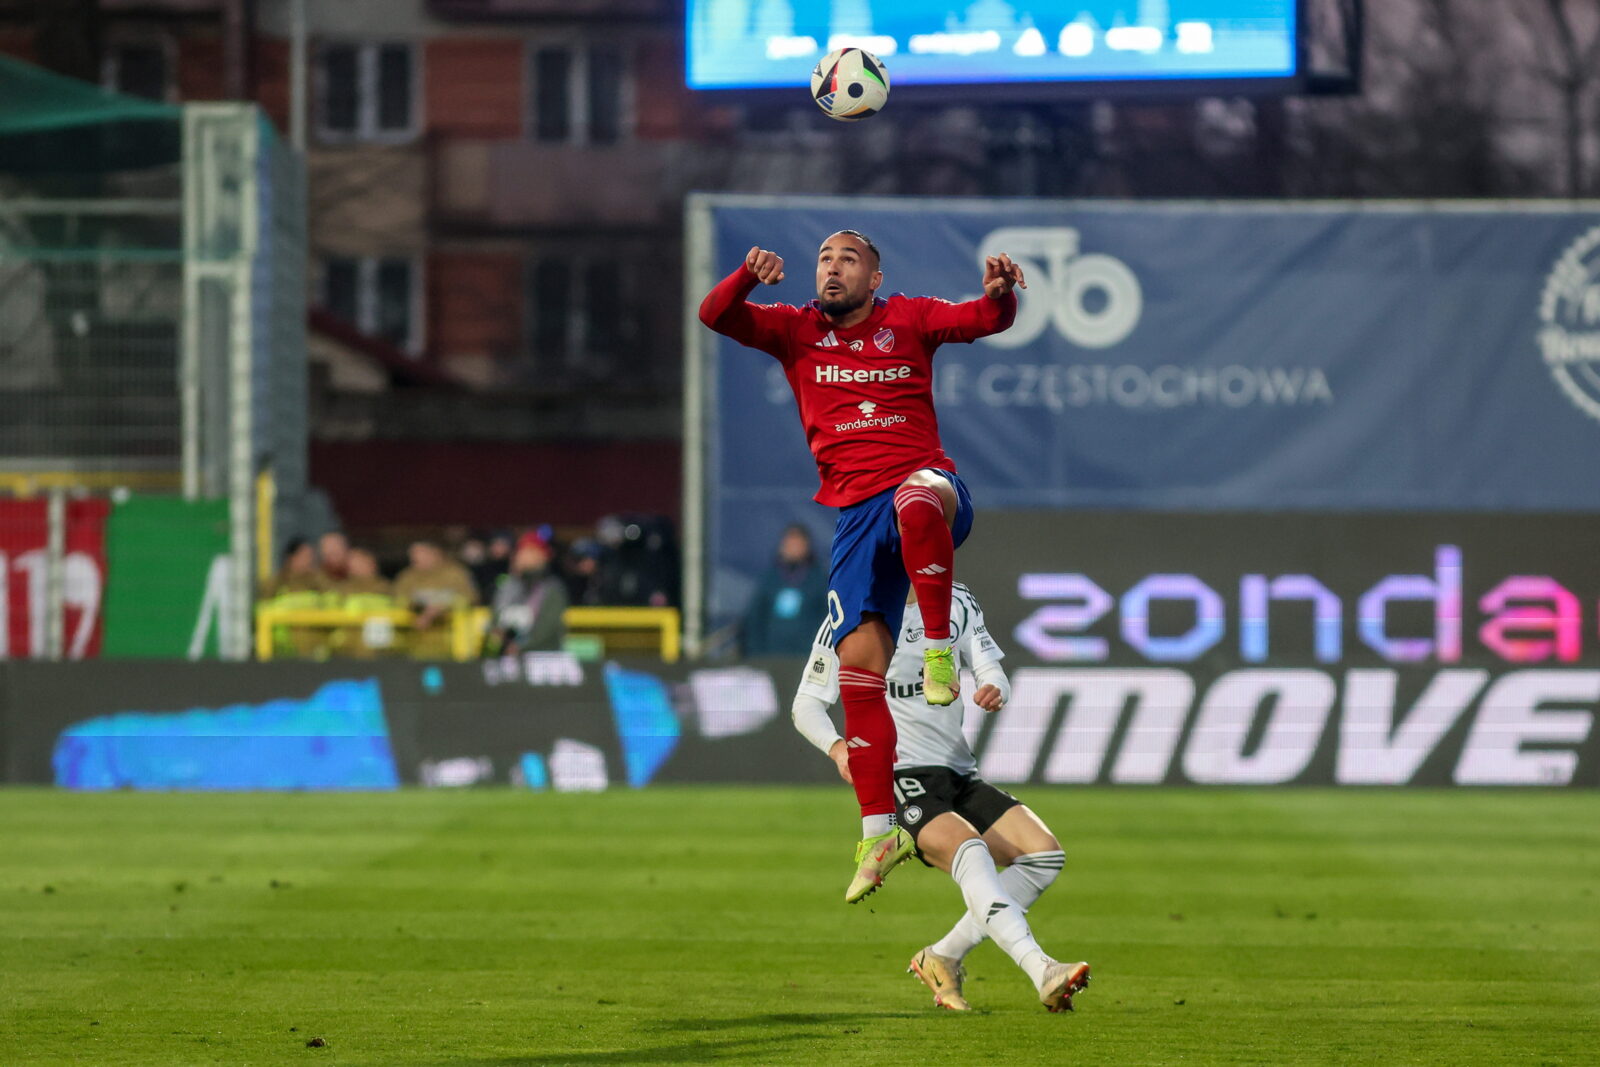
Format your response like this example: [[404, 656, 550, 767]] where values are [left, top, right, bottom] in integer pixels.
[[810, 47, 890, 122]]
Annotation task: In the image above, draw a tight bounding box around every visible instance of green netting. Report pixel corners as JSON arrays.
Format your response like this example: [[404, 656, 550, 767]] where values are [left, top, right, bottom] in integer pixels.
[[0, 53, 177, 134]]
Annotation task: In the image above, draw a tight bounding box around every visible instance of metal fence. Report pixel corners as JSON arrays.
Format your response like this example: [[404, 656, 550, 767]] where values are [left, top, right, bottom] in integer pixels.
[[0, 103, 306, 661]]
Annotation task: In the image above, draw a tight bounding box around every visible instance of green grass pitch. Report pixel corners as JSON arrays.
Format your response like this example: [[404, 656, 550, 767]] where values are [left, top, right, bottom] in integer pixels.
[[3, 787, 1598, 1065]]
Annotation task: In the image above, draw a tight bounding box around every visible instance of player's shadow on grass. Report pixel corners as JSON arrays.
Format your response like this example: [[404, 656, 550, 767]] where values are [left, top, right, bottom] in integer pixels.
[[421, 1035, 818, 1065], [414, 1014, 924, 1066], [654, 1010, 920, 1031]]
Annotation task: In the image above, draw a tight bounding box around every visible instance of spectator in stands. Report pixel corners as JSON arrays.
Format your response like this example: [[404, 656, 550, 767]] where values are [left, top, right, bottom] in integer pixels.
[[458, 530, 489, 594], [318, 530, 351, 585], [463, 527, 516, 602], [258, 536, 329, 659], [325, 547, 395, 658], [742, 524, 829, 656], [487, 531, 570, 655], [562, 538, 604, 605], [393, 539, 478, 631], [332, 547, 392, 604], [260, 537, 327, 601], [594, 513, 678, 607]]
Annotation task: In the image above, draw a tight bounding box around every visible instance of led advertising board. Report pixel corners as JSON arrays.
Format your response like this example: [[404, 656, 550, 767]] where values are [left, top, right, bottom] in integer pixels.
[[687, 1, 1299, 93]]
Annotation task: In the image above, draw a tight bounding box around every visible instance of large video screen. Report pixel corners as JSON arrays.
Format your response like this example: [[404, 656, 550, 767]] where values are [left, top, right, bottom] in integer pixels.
[[686, 1, 1298, 91]]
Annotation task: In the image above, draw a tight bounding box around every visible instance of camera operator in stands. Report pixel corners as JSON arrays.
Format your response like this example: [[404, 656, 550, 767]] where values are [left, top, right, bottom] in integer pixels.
[[486, 531, 569, 655]]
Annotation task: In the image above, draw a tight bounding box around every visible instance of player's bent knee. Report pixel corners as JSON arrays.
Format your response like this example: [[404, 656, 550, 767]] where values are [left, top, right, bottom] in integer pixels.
[[913, 811, 981, 873], [985, 806, 1059, 861], [899, 470, 958, 520], [836, 616, 893, 671]]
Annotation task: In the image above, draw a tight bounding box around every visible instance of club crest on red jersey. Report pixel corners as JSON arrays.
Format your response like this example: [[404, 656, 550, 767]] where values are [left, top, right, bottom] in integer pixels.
[[873, 328, 895, 353]]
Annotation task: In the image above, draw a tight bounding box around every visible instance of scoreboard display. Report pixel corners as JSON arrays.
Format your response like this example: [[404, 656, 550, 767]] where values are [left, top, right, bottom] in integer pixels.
[[687, 0, 1299, 92]]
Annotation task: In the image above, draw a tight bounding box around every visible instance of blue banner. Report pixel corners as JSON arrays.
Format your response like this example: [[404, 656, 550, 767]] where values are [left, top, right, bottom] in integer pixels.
[[698, 199, 1600, 622]]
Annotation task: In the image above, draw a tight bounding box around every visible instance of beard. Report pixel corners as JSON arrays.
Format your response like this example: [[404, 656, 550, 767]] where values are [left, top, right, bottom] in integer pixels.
[[818, 288, 867, 316]]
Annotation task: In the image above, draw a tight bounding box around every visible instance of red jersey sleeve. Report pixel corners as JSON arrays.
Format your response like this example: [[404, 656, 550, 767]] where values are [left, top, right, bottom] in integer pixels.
[[698, 266, 803, 360], [914, 291, 1018, 346]]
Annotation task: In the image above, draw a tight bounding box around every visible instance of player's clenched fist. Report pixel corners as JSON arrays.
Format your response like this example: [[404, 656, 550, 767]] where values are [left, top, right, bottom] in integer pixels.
[[746, 245, 786, 285], [972, 684, 1005, 712], [982, 253, 1026, 299]]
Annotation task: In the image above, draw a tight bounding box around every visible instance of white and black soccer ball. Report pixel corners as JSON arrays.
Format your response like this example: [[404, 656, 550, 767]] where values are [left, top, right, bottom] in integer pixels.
[[810, 47, 890, 122]]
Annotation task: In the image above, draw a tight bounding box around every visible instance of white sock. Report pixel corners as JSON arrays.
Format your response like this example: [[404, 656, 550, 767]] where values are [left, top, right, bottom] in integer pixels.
[[862, 813, 894, 837], [947, 838, 1051, 988], [932, 850, 1064, 962]]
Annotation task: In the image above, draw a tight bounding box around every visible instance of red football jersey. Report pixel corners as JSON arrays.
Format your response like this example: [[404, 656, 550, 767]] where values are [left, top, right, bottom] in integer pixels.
[[700, 267, 1017, 507]]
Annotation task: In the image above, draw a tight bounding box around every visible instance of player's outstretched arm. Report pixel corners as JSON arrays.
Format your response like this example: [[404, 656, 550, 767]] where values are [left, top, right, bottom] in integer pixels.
[[916, 253, 1024, 345], [696, 246, 795, 356]]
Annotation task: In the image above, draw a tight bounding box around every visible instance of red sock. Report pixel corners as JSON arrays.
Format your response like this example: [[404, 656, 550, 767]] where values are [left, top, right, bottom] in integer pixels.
[[838, 667, 896, 817], [894, 484, 954, 641]]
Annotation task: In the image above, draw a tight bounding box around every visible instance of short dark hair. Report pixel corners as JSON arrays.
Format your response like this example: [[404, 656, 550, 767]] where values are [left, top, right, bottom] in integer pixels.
[[833, 229, 880, 267]]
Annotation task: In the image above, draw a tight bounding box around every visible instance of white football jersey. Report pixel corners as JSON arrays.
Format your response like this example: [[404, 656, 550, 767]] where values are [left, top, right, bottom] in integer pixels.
[[796, 584, 1004, 774]]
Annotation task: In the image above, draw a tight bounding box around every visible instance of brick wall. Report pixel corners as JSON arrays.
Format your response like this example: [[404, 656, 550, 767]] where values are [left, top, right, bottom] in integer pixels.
[[310, 439, 681, 526], [425, 37, 524, 139], [177, 33, 225, 101], [252, 36, 288, 131], [428, 250, 523, 358]]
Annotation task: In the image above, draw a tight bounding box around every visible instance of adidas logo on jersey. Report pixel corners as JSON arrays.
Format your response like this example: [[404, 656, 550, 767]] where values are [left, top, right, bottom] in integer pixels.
[[915, 563, 948, 576], [846, 737, 872, 748], [815, 363, 912, 384], [816, 330, 839, 348]]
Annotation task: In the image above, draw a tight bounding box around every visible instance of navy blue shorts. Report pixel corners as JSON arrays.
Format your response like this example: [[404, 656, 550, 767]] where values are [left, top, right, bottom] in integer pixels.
[[825, 469, 974, 645]]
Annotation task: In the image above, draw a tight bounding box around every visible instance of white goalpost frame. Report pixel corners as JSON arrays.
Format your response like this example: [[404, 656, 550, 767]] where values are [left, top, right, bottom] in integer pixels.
[[681, 194, 715, 659], [182, 103, 262, 661]]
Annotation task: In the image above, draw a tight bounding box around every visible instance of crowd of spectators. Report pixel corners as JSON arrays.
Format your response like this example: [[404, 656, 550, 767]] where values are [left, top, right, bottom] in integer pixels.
[[256, 514, 680, 659]]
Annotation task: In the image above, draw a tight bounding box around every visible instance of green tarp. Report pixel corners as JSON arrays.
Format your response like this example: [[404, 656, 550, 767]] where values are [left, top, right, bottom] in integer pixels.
[[0, 54, 181, 172], [0, 53, 177, 135]]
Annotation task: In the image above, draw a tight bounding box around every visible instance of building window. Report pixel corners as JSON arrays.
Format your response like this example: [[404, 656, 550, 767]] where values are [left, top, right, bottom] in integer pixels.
[[322, 255, 421, 355], [317, 42, 417, 142], [526, 254, 637, 377], [104, 40, 172, 102], [529, 45, 628, 145]]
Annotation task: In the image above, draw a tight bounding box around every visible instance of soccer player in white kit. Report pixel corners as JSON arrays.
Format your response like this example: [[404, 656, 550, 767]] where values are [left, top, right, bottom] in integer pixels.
[[791, 583, 1092, 1012]]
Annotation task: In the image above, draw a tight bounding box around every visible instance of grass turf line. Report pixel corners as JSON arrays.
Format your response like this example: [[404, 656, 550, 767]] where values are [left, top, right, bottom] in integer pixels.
[[1, 787, 1598, 1065]]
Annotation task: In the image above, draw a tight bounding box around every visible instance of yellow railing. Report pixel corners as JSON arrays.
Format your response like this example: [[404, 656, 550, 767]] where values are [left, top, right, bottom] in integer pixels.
[[0, 470, 183, 495], [253, 604, 682, 662], [562, 606, 681, 663], [254, 606, 491, 661]]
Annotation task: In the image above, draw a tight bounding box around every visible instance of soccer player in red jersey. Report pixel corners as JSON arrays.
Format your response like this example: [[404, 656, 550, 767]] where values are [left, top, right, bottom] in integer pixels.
[[698, 229, 1024, 901]]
